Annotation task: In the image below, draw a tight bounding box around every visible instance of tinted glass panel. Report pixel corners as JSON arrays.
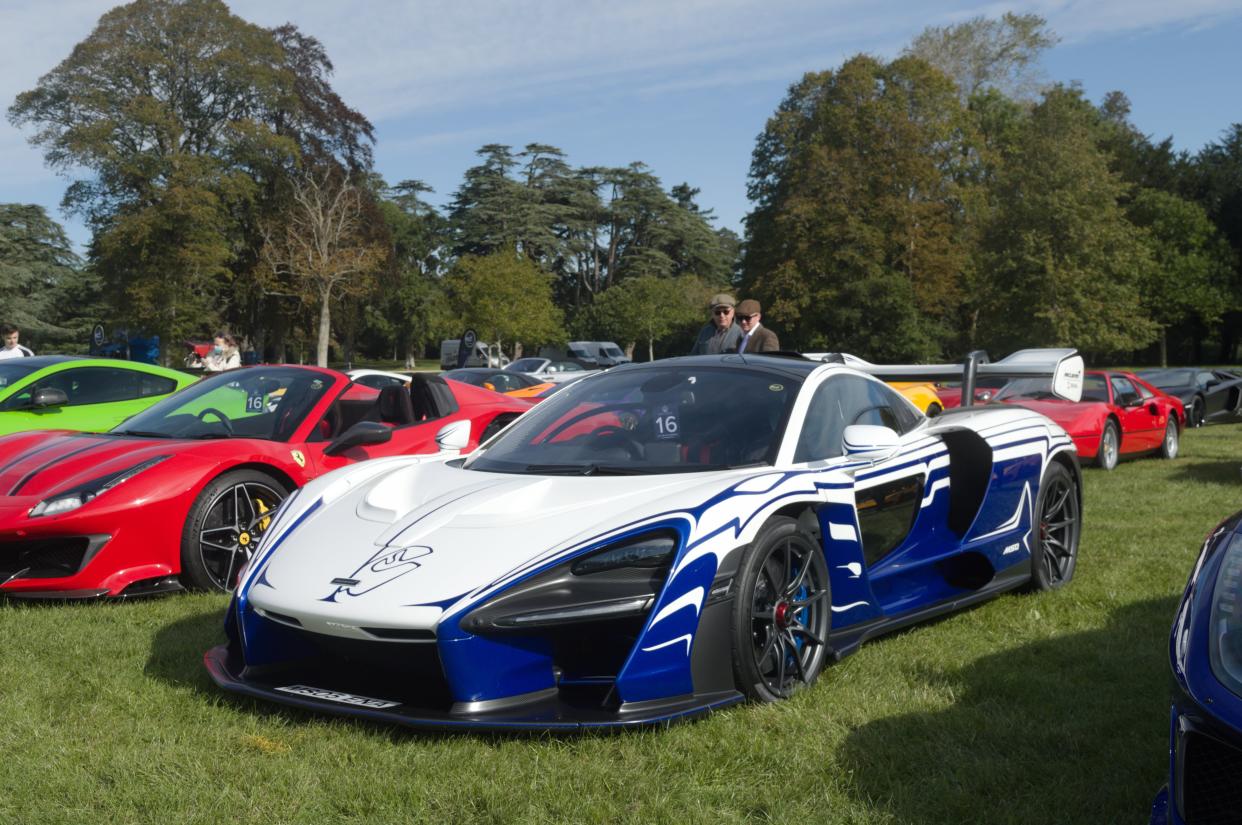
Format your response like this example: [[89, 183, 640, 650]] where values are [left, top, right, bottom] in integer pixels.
[[795, 375, 914, 463]]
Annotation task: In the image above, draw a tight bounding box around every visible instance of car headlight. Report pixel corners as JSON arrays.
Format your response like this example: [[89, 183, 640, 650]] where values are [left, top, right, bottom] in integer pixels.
[[28, 455, 171, 518], [1210, 531, 1242, 697], [462, 531, 678, 633]]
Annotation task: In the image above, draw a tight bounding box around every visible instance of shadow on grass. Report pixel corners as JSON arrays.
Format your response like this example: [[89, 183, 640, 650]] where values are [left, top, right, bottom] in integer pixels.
[[144, 607, 226, 694], [1170, 460, 1241, 487], [838, 595, 1178, 825]]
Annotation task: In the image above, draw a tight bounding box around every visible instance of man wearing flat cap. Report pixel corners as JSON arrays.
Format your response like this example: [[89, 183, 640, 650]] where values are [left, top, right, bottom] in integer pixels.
[[735, 299, 779, 353], [690, 293, 743, 355]]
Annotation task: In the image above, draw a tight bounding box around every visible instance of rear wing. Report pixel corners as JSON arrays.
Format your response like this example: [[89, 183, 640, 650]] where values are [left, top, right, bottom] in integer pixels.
[[803, 349, 1085, 405]]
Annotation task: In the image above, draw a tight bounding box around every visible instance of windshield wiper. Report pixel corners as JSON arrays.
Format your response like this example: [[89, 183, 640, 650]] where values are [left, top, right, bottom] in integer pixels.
[[187, 432, 234, 439], [113, 429, 173, 438], [522, 463, 601, 475]]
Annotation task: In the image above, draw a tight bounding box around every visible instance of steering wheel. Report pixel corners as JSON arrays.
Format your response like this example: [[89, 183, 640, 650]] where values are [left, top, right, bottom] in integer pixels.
[[196, 407, 235, 434], [586, 425, 644, 459]]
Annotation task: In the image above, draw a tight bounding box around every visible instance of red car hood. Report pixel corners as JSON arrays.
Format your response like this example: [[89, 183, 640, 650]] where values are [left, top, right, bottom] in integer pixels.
[[0, 430, 204, 501]]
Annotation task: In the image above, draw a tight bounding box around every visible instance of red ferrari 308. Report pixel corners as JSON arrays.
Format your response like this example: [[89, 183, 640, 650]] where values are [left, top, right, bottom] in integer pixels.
[[994, 369, 1185, 470], [0, 366, 530, 598]]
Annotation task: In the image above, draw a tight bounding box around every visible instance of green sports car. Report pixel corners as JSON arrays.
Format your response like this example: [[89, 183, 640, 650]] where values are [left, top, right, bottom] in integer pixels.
[[0, 356, 196, 436]]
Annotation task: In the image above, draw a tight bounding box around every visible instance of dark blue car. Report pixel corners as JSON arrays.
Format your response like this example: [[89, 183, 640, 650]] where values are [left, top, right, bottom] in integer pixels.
[[1151, 509, 1242, 825]]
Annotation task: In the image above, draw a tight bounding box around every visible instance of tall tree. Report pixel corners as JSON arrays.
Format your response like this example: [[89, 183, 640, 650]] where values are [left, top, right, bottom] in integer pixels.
[[0, 204, 81, 336], [8, 0, 374, 350], [591, 275, 711, 361], [742, 54, 977, 359], [260, 170, 386, 366], [976, 86, 1157, 354], [904, 12, 1057, 102], [1190, 124, 1242, 360], [1128, 188, 1233, 365]]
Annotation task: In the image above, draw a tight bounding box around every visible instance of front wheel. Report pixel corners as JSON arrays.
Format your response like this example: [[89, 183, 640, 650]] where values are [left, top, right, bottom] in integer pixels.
[[1026, 461, 1081, 591], [1095, 420, 1119, 470], [1158, 418, 1179, 460], [731, 517, 831, 702], [1190, 398, 1204, 428], [180, 470, 289, 591]]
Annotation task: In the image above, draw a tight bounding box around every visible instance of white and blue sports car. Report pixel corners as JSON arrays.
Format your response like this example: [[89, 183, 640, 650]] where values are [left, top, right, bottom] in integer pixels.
[[206, 350, 1085, 730]]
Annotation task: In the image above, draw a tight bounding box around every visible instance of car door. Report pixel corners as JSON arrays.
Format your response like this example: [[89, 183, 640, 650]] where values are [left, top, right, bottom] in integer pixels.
[[0, 365, 161, 432], [794, 375, 928, 566], [1110, 375, 1160, 452], [301, 384, 439, 475]]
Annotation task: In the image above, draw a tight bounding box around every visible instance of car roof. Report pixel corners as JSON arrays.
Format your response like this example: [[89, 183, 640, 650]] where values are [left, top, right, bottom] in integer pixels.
[[612, 353, 827, 379], [6, 355, 77, 368]]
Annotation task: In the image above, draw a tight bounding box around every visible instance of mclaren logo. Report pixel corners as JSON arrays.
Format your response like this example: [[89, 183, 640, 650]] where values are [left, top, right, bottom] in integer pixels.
[[323, 545, 434, 600]]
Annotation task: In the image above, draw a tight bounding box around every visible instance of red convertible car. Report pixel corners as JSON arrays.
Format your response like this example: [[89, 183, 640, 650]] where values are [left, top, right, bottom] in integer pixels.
[[995, 370, 1184, 470], [0, 366, 529, 598]]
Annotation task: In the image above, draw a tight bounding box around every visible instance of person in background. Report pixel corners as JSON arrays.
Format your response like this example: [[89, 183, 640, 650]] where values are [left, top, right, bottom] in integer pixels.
[[690, 293, 743, 355], [201, 332, 241, 372], [0, 324, 34, 359], [735, 299, 780, 353]]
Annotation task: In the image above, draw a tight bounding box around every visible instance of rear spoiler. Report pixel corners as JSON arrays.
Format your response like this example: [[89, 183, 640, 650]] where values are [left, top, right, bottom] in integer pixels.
[[803, 349, 1085, 405]]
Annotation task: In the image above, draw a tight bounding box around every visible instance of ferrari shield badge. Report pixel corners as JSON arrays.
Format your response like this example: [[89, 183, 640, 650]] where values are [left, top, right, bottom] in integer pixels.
[[291, 450, 306, 468]]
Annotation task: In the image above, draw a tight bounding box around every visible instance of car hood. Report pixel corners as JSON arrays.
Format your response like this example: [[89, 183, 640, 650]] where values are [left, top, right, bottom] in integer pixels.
[[246, 459, 752, 630], [0, 430, 206, 501]]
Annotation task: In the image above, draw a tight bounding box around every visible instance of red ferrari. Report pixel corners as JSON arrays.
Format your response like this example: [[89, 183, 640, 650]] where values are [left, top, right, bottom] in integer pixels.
[[0, 366, 529, 598], [994, 370, 1184, 470]]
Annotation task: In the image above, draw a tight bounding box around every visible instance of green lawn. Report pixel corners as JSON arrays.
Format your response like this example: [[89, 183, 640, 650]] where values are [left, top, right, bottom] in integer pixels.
[[2, 424, 1239, 824]]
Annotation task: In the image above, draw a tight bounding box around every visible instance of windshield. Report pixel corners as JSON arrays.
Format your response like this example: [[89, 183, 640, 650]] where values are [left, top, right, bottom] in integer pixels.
[[114, 366, 335, 441], [0, 362, 41, 390], [1142, 369, 1193, 390], [996, 374, 1108, 403], [464, 365, 801, 475], [508, 359, 545, 372], [602, 345, 625, 358]]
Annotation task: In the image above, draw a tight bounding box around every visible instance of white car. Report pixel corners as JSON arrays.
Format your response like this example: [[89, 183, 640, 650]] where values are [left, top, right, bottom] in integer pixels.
[[208, 350, 1084, 731], [505, 357, 599, 384]]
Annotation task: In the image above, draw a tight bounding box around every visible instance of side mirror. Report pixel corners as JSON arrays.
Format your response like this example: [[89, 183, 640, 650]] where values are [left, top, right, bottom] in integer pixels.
[[1147, 402, 1160, 416], [435, 419, 471, 453], [324, 421, 392, 456], [32, 387, 69, 408], [842, 424, 900, 462]]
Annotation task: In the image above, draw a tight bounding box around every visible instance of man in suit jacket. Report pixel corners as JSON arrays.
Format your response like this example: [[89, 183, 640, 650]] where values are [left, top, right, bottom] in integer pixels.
[[735, 299, 779, 354]]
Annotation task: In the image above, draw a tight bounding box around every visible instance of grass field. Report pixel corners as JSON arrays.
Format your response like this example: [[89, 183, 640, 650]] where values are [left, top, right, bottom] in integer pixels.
[[2, 423, 1240, 824]]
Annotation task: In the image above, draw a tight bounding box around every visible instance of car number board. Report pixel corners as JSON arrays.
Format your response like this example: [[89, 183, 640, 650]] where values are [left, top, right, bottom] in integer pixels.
[[276, 684, 400, 709]]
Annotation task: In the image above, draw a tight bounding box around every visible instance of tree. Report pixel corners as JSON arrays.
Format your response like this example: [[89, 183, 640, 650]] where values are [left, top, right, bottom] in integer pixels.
[[1189, 124, 1242, 360], [260, 170, 387, 366], [8, 0, 374, 349], [1128, 189, 1233, 365], [904, 12, 1057, 102], [0, 204, 80, 337], [742, 54, 977, 359], [374, 179, 455, 366], [975, 86, 1158, 354], [591, 275, 711, 361], [445, 253, 564, 356]]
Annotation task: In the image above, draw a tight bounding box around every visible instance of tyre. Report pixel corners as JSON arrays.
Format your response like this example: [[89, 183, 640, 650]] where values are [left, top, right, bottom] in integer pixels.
[[1158, 417, 1179, 460], [180, 469, 289, 592], [1026, 461, 1081, 591], [731, 516, 831, 702], [1190, 398, 1204, 428], [1095, 420, 1119, 470]]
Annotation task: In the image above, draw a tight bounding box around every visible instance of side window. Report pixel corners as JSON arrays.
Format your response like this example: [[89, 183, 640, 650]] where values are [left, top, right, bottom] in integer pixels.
[[1110, 376, 1140, 406], [19, 367, 144, 407], [139, 373, 178, 397]]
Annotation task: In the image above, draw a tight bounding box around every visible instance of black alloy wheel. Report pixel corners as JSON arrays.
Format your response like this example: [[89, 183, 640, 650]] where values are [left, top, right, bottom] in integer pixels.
[[1027, 462, 1080, 591], [180, 470, 289, 591], [1191, 398, 1204, 428], [732, 517, 831, 701]]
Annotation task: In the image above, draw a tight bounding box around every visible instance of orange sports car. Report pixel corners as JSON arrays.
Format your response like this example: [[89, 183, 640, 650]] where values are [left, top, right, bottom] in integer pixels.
[[442, 368, 557, 400]]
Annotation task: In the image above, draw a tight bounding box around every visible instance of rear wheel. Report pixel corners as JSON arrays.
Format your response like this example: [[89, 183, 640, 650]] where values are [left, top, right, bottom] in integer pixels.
[[1158, 418, 1179, 460], [731, 517, 831, 702], [1095, 421, 1119, 470], [180, 470, 289, 591], [1027, 461, 1080, 591]]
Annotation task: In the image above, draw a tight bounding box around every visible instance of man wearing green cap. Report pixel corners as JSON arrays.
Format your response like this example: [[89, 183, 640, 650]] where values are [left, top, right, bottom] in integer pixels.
[[690, 293, 743, 355]]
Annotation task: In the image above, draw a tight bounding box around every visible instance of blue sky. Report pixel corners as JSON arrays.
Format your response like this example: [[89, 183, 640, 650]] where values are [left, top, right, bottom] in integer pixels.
[[3, 0, 1241, 252]]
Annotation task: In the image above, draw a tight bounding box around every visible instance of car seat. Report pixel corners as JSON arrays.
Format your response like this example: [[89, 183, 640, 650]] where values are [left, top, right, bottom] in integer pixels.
[[377, 385, 415, 426]]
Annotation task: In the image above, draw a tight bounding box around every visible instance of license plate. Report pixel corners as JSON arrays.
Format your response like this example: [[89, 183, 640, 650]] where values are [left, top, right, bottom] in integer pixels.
[[276, 684, 400, 709]]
